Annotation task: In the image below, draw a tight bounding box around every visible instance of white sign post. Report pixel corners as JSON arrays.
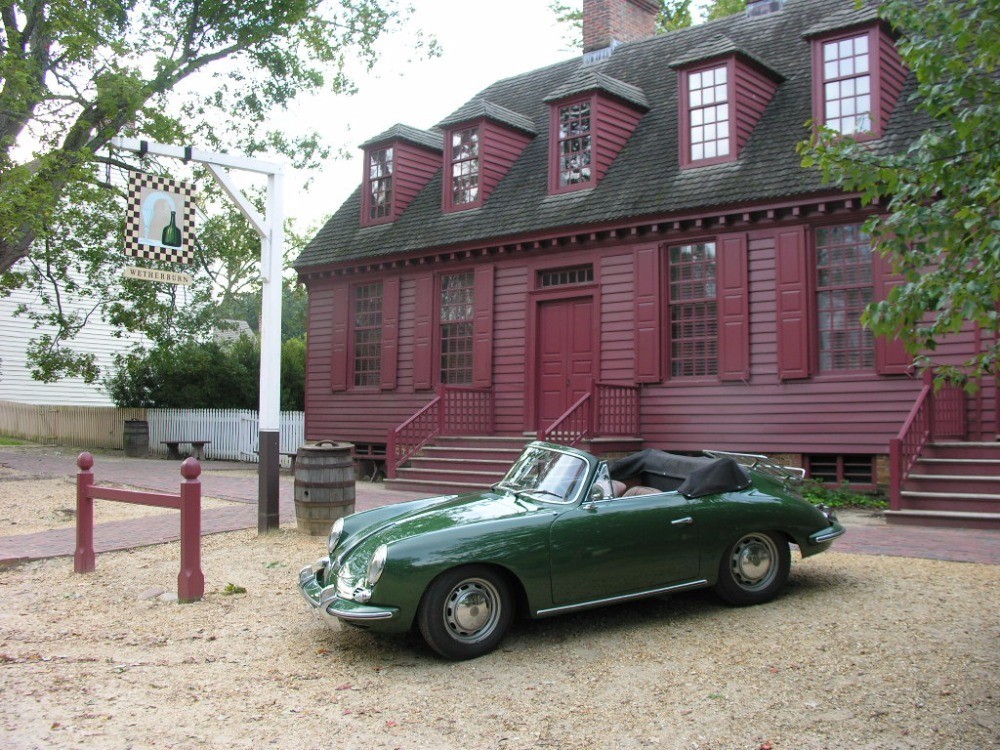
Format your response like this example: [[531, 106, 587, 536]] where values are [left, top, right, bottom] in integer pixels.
[[112, 137, 285, 532]]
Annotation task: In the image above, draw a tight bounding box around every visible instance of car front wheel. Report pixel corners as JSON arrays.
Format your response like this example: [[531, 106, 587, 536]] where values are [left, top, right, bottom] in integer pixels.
[[714, 531, 790, 606], [417, 565, 513, 660]]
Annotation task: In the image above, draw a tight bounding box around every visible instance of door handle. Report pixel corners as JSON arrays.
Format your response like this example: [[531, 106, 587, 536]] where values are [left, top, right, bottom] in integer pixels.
[[671, 516, 694, 526]]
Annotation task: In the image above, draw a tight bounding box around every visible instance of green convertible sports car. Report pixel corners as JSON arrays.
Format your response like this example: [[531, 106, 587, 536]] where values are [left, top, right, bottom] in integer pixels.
[[299, 441, 845, 660]]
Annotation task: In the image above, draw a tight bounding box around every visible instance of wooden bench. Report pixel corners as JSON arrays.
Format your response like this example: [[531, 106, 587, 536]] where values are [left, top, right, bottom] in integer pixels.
[[162, 440, 211, 461]]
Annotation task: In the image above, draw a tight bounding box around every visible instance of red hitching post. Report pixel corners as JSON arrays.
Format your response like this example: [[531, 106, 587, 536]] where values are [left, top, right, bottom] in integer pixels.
[[74, 452, 97, 573], [177, 457, 204, 603], [74, 451, 205, 602]]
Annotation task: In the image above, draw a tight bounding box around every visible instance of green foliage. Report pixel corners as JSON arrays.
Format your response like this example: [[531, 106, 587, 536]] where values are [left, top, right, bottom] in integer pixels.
[[704, 0, 746, 22], [799, 0, 999, 385], [1, 1, 414, 270], [801, 480, 887, 510], [106, 336, 306, 411], [0, 0, 430, 384]]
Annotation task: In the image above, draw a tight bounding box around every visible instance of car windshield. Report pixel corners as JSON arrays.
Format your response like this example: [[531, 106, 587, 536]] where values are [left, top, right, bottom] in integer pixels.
[[496, 445, 588, 504]]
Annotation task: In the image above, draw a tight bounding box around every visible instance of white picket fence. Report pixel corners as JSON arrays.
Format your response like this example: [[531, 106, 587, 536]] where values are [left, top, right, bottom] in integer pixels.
[[147, 409, 305, 465]]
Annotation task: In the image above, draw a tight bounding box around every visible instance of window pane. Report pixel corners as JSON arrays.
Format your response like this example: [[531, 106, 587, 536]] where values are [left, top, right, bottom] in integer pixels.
[[558, 102, 593, 186], [450, 128, 480, 205], [815, 224, 874, 372], [367, 147, 393, 220], [669, 243, 718, 377], [822, 34, 872, 134], [439, 272, 475, 384], [688, 66, 729, 162], [353, 283, 383, 386]]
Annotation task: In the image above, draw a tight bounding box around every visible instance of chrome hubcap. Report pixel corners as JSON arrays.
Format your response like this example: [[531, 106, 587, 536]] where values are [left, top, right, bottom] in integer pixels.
[[731, 534, 778, 591], [444, 578, 501, 643]]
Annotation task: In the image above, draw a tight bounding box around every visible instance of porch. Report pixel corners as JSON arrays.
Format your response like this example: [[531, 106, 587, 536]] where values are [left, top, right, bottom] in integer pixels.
[[383, 383, 642, 493]]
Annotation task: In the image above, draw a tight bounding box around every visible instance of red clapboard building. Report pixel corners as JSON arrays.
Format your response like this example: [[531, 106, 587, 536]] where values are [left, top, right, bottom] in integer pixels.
[[295, 0, 998, 528]]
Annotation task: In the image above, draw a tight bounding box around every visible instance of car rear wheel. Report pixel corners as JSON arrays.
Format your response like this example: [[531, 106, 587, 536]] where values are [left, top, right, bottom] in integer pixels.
[[714, 531, 790, 606], [417, 566, 513, 660]]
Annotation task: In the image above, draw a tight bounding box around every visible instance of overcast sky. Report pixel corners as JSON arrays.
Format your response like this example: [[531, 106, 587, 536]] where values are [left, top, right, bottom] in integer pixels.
[[284, 0, 712, 230]]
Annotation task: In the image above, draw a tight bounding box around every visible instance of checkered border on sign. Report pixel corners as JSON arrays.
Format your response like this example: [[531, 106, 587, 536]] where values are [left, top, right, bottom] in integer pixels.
[[125, 171, 197, 265]]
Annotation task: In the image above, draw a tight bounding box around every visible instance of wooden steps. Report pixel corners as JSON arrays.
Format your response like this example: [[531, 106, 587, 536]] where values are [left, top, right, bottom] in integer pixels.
[[886, 442, 1000, 530], [384, 435, 644, 495]]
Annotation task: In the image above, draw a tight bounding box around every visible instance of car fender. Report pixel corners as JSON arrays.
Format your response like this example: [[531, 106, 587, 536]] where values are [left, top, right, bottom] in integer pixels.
[[365, 510, 560, 629]]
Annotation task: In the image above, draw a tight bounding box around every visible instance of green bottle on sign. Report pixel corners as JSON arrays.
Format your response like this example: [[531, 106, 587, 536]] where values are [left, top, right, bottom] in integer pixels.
[[161, 211, 182, 247]]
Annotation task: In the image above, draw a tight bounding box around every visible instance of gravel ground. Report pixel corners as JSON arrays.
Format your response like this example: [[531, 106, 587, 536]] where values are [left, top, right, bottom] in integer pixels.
[[1, 475, 998, 750], [0, 469, 240, 537]]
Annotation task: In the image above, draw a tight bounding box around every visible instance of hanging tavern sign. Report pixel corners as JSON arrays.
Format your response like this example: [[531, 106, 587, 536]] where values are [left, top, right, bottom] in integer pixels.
[[125, 171, 197, 264]]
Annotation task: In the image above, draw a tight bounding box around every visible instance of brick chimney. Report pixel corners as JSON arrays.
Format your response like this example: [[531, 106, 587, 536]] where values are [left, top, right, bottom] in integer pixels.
[[583, 0, 659, 54]]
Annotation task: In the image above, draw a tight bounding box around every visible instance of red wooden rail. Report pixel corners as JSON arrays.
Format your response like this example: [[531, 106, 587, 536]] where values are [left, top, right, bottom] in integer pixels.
[[74, 452, 204, 603], [889, 371, 968, 511], [539, 383, 640, 447], [386, 385, 494, 479]]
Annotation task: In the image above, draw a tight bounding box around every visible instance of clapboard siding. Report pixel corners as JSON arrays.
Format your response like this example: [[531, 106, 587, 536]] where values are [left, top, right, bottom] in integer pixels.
[[0, 272, 147, 407], [492, 264, 530, 434], [301, 223, 996, 452]]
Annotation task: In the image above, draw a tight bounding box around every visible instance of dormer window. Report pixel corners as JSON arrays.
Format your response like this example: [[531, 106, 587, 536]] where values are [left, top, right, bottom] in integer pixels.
[[820, 33, 872, 135], [687, 64, 730, 163], [672, 46, 782, 170], [358, 124, 442, 227], [557, 100, 593, 189], [449, 127, 481, 208], [806, 18, 906, 141], [437, 100, 536, 213], [544, 71, 648, 195], [366, 146, 393, 223]]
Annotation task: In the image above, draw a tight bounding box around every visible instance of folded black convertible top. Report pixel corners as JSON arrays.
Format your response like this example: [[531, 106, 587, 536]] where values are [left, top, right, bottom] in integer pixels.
[[608, 449, 751, 497]]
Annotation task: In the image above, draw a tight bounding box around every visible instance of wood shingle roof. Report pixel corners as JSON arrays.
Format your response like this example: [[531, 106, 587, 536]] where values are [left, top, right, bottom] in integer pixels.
[[296, 0, 920, 272]]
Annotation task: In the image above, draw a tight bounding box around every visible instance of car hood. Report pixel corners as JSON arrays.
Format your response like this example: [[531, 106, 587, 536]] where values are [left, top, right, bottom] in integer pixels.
[[337, 490, 544, 558]]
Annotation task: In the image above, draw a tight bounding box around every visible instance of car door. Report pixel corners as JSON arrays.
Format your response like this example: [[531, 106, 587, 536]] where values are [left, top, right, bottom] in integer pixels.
[[547, 491, 702, 605]]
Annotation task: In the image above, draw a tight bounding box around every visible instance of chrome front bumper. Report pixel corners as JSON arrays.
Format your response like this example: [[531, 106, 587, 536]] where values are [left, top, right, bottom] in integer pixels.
[[298, 559, 397, 628]]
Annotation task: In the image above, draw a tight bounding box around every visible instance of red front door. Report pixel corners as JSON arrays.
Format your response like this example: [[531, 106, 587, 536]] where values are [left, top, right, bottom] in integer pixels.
[[536, 297, 595, 428]]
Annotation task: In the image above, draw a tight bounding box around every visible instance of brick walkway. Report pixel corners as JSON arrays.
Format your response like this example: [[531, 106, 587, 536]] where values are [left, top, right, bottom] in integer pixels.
[[1, 447, 997, 566]]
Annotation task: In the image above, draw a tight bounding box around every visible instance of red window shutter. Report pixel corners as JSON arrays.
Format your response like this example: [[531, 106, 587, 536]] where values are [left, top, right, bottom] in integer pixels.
[[330, 283, 349, 392], [872, 250, 912, 375], [775, 226, 811, 380], [412, 275, 434, 390], [472, 265, 495, 388], [380, 277, 400, 390], [717, 232, 749, 381], [634, 244, 662, 383]]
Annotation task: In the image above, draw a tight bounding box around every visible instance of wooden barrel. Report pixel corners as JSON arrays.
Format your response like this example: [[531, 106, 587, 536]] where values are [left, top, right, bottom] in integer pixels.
[[293, 442, 356, 535], [123, 420, 149, 457]]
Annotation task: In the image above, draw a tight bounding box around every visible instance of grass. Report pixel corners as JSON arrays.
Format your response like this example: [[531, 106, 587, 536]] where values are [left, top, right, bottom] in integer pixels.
[[0, 436, 24, 446]]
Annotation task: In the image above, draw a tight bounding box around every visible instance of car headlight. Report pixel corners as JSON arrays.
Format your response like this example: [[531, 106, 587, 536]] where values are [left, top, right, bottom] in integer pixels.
[[328, 517, 345, 555], [366, 544, 388, 586]]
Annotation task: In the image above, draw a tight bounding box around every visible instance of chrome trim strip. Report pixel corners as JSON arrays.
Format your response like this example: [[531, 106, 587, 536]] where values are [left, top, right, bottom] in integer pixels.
[[327, 606, 394, 621], [812, 526, 846, 543], [536, 579, 709, 617]]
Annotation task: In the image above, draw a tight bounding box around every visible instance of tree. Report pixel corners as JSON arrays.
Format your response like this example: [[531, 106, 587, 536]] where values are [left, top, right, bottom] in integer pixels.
[[799, 0, 999, 384], [0, 1, 423, 274], [2, 1, 434, 384], [107, 335, 306, 411], [704, 0, 745, 22]]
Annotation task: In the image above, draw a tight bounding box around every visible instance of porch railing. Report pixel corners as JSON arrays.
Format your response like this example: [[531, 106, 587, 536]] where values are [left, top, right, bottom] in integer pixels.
[[386, 385, 494, 479], [889, 370, 968, 510], [538, 383, 640, 448]]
